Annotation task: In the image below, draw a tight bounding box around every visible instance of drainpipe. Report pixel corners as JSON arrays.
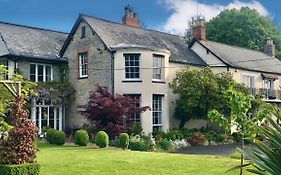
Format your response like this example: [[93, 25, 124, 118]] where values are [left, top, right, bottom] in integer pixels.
[[111, 52, 115, 95]]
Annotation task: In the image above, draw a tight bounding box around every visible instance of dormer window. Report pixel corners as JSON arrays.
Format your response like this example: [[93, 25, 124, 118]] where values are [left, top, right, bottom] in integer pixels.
[[81, 26, 86, 39]]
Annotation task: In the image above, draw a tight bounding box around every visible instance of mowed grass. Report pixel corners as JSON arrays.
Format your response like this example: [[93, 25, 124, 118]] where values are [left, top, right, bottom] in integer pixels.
[[37, 143, 249, 175]]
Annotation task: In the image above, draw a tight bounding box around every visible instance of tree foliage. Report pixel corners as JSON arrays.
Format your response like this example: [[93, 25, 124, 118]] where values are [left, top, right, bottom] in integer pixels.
[[170, 67, 239, 128], [0, 97, 38, 164], [205, 7, 281, 58], [228, 108, 281, 175], [78, 85, 150, 138]]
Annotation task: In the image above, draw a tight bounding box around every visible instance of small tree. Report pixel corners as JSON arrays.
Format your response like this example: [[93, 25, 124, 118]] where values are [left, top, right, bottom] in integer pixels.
[[208, 89, 273, 175], [0, 97, 38, 164], [170, 67, 237, 128], [78, 85, 150, 138]]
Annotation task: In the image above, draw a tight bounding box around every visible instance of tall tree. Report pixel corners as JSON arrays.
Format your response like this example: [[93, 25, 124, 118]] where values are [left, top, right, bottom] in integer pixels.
[[205, 7, 281, 58]]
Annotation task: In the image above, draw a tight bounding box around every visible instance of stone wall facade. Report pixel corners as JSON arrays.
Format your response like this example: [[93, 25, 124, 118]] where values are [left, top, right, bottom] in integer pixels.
[[62, 21, 113, 128]]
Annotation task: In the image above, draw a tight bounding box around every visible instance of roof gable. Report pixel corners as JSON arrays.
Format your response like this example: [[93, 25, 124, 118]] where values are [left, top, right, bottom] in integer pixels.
[[0, 21, 68, 59], [61, 14, 207, 66], [192, 40, 281, 74]]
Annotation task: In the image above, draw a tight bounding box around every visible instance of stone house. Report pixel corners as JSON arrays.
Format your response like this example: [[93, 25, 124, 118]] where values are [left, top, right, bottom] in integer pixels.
[[60, 6, 206, 134], [0, 21, 68, 134]]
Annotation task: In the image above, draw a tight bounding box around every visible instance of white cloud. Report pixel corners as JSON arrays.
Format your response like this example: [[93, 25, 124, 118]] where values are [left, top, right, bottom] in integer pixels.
[[159, 0, 269, 35]]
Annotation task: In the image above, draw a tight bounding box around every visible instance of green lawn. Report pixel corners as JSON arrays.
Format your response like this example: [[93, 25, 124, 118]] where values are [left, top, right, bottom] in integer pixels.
[[37, 143, 249, 175]]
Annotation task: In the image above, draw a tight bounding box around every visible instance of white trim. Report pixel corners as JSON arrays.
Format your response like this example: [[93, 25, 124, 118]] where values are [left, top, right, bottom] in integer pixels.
[[59, 107, 63, 131], [54, 108, 57, 130]]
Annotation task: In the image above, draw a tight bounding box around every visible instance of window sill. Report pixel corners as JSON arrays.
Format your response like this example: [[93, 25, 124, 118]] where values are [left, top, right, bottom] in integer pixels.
[[122, 79, 142, 83], [78, 76, 88, 79], [152, 80, 166, 84]]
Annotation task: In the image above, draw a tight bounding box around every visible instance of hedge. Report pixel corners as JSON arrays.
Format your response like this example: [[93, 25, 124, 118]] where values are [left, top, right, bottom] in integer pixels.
[[0, 163, 40, 175]]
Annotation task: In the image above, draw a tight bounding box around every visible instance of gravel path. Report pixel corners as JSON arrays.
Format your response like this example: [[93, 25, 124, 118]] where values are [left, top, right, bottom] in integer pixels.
[[171, 144, 239, 156]]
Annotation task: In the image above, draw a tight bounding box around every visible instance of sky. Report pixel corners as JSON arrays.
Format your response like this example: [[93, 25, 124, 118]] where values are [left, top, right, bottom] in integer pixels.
[[0, 0, 281, 35]]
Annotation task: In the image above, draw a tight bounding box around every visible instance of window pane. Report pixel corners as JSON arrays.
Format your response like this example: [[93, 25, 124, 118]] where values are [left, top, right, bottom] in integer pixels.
[[153, 55, 163, 80], [38, 65, 44, 82], [30, 64, 36, 82], [152, 95, 163, 127], [46, 66, 52, 81], [124, 54, 140, 79], [79, 52, 88, 77]]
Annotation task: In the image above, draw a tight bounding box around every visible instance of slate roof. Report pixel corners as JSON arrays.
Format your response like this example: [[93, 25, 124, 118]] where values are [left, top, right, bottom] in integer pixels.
[[62, 14, 206, 66], [197, 40, 281, 74], [0, 21, 68, 60]]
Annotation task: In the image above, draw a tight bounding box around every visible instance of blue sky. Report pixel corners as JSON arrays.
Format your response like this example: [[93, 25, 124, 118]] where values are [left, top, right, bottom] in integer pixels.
[[0, 0, 280, 35]]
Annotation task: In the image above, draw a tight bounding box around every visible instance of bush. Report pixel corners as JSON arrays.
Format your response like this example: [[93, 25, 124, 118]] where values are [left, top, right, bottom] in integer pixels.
[[95, 131, 109, 148], [0, 163, 40, 175], [156, 139, 173, 151], [131, 122, 143, 136], [54, 130, 65, 145], [119, 133, 129, 150], [74, 130, 89, 146], [152, 130, 166, 141], [232, 132, 242, 143], [129, 135, 148, 151], [166, 130, 183, 140], [46, 129, 57, 144], [0, 97, 38, 164], [186, 132, 205, 146]]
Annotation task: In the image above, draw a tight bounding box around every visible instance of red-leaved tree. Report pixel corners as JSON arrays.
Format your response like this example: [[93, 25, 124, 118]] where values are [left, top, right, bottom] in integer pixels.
[[78, 85, 150, 138], [0, 97, 38, 164]]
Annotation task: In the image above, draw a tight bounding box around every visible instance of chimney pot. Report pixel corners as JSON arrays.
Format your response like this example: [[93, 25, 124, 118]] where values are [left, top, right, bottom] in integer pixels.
[[192, 17, 206, 41], [122, 5, 140, 28], [264, 39, 276, 57]]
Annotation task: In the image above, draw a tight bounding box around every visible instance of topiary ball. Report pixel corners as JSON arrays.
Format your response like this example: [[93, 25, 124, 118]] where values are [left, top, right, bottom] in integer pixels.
[[46, 129, 57, 144], [74, 130, 89, 146], [95, 131, 109, 148], [119, 133, 129, 150], [54, 130, 65, 145]]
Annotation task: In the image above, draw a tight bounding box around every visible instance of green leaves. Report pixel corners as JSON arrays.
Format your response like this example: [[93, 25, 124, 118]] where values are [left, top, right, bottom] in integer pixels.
[[234, 114, 281, 175], [205, 7, 281, 59]]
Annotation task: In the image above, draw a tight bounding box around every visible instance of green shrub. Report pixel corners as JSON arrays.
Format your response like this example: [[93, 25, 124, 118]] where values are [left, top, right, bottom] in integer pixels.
[[231, 132, 242, 143], [156, 139, 173, 151], [129, 135, 148, 151], [152, 130, 166, 141], [166, 130, 183, 140], [129, 140, 148, 151], [0, 163, 40, 175], [95, 131, 109, 148], [54, 130, 65, 145], [131, 122, 143, 135], [74, 130, 89, 146], [46, 129, 57, 144], [119, 133, 129, 150]]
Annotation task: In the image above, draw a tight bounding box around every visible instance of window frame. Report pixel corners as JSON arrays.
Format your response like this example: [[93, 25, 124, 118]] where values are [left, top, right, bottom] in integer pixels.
[[152, 54, 164, 81], [124, 54, 140, 80], [124, 94, 141, 123], [29, 63, 53, 82], [152, 94, 164, 130], [242, 75, 255, 88], [78, 52, 88, 78]]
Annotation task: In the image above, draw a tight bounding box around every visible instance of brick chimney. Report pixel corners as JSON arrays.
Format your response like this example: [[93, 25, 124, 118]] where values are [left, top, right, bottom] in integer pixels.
[[192, 18, 206, 41], [122, 5, 140, 28], [264, 39, 276, 57]]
